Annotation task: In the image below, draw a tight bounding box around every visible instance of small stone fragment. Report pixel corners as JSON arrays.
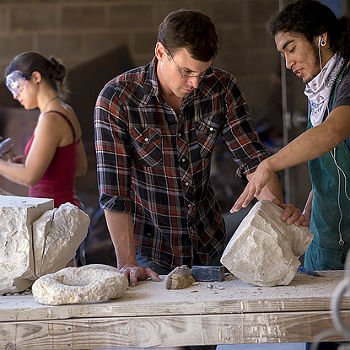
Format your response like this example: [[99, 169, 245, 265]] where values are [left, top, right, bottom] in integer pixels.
[[165, 265, 194, 289]]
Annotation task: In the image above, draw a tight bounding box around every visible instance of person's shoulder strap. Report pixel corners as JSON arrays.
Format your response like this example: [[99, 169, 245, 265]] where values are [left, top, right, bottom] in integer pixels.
[[43, 110, 77, 142]]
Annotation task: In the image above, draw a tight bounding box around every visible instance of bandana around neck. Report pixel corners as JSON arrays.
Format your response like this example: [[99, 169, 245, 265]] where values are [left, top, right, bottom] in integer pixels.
[[304, 53, 345, 127]]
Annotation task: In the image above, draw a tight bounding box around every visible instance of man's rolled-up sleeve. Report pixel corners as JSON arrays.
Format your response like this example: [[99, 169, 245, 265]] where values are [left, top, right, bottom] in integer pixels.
[[223, 77, 270, 178], [94, 84, 132, 213]]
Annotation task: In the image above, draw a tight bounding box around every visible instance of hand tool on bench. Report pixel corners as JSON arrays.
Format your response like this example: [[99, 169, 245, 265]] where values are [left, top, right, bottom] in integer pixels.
[[191, 265, 226, 282]]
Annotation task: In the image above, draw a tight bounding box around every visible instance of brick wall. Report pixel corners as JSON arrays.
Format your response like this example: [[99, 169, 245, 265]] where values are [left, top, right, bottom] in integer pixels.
[[0, 0, 280, 117], [0, 0, 281, 209]]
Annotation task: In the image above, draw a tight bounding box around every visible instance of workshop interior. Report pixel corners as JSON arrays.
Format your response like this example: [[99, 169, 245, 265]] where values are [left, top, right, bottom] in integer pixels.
[[0, 1, 349, 350]]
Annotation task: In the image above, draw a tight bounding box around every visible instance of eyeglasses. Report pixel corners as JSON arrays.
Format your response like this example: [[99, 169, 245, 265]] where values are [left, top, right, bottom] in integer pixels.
[[167, 50, 214, 80], [5, 70, 28, 97]]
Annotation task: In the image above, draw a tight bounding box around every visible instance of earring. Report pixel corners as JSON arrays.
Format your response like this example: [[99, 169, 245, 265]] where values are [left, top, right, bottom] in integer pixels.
[[320, 38, 326, 47]]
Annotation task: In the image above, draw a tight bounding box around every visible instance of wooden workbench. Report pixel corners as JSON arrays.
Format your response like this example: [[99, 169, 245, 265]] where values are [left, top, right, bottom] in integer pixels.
[[0, 270, 349, 349]]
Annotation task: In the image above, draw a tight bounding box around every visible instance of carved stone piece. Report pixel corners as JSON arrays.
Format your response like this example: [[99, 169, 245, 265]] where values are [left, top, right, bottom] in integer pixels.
[[32, 264, 128, 305], [221, 201, 314, 287]]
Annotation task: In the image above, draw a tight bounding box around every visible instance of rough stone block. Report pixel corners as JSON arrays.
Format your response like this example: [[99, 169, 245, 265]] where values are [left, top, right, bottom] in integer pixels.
[[0, 197, 90, 294], [0, 196, 54, 293], [221, 201, 314, 287], [33, 203, 90, 277]]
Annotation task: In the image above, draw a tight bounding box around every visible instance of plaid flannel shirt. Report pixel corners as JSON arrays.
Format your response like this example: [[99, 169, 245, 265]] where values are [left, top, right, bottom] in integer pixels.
[[94, 57, 269, 270]]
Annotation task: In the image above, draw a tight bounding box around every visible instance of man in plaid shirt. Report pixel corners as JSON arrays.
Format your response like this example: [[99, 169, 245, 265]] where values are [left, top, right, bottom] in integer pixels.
[[94, 9, 303, 286]]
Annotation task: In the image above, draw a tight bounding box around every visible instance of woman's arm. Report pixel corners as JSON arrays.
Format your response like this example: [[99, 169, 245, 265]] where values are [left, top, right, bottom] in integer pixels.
[[0, 114, 62, 186]]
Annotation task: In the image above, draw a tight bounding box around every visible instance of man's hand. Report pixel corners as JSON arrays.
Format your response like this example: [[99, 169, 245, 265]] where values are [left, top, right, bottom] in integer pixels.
[[119, 265, 161, 286]]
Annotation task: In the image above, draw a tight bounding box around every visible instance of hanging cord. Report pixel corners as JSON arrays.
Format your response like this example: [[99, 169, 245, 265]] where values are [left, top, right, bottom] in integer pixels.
[[319, 40, 323, 71], [330, 147, 350, 246], [310, 41, 350, 350]]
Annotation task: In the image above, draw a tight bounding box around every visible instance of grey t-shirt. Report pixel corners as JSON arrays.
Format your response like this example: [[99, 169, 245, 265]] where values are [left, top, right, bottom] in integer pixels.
[[333, 66, 350, 108], [331, 66, 350, 148]]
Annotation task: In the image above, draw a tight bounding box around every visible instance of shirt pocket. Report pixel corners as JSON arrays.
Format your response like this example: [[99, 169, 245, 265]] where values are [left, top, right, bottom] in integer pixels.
[[195, 120, 219, 158], [130, 127, 163, 167]]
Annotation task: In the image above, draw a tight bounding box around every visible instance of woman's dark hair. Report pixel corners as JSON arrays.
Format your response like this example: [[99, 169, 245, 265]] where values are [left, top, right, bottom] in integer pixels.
[[268, 0, 350, 60], [158, 9, 218, 61], [4, 51, 69, 99]]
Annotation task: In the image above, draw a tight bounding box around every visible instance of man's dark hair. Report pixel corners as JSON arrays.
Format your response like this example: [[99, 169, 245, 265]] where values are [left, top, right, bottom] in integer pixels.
[[157, 9, 218, 61], [268, 0, 350, 60]]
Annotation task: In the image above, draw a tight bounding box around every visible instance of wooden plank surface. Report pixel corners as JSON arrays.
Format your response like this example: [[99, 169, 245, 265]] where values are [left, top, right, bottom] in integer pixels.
[[0, 311, 348, 349], [0, 271, 348, 321], [0, 271, 349, 349]]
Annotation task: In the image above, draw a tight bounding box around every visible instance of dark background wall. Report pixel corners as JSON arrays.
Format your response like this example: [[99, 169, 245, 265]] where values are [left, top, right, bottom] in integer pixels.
[[0, 0, 345, 217], [0, 0, 283, 212]]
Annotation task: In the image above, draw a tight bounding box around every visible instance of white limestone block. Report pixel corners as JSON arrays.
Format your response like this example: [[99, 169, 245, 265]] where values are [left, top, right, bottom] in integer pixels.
[[32, 264, 128, 305], [0, 197, 90, 294], [221, 200, 314, 287], [33, 203, 90, 277], [0, 196, 54, 294]]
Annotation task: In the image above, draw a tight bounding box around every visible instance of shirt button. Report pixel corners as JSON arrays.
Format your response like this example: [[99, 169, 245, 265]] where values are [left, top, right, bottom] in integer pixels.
[[182, 158, 186, 162], [209, 127, 214, 132], [185, 182, 189, 186], [178, 133, 182, 137], [145, 138, 149, 142], [188, 204, 192, 208]]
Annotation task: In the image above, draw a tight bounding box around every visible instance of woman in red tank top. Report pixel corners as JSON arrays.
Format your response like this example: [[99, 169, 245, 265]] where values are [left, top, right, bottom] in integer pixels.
[[2, 51, 87, 208]]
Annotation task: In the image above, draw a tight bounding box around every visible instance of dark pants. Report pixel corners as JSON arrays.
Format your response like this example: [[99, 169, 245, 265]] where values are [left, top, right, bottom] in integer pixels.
[[306, 342, 341, 349]]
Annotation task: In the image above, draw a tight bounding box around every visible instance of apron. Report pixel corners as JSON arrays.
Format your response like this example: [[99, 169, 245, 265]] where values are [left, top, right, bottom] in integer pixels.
[[304, 65, 350, 270]]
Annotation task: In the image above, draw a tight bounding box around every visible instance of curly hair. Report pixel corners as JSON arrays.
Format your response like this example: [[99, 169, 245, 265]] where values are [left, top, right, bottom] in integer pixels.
[[268, 0, 350, 60]]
